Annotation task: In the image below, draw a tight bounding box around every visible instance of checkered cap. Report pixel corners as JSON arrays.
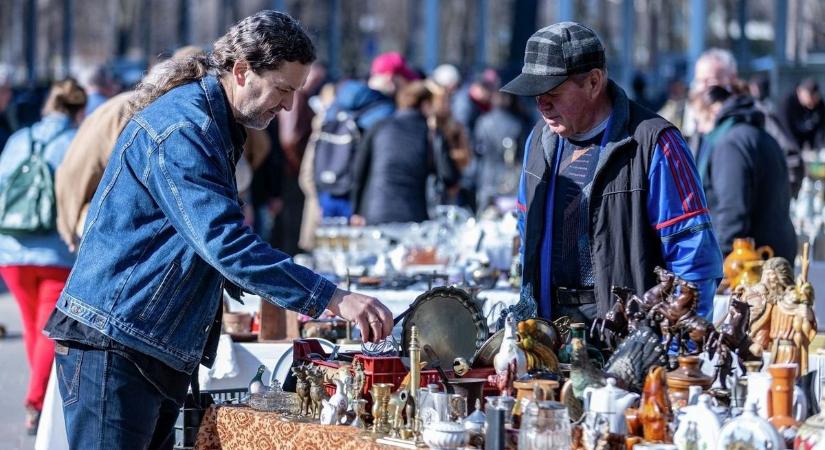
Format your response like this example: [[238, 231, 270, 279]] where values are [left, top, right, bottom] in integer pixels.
[[501, 22, 605, 96]]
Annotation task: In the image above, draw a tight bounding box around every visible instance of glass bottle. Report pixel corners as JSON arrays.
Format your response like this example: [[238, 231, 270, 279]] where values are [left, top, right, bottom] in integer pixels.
[[558, 322, 586, 365]]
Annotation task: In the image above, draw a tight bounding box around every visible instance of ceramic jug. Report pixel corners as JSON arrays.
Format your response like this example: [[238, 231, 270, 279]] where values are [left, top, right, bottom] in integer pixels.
[[746, 367, 772, 418], [722, 237, 773, 287], [584, 378, 640, 435], [717, 403, 783, 450]]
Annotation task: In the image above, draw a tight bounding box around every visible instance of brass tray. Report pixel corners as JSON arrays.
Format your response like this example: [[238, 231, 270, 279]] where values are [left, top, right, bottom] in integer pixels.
[[471, 317, 561, 368], [400, 286, 488, 366]]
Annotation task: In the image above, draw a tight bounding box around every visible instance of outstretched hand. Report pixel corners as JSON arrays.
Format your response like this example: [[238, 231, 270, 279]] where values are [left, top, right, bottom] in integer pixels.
[[326, 288, 393, 343]]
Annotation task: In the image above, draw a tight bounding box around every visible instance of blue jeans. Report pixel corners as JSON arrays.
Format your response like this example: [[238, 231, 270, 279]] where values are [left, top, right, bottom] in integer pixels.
[[55, 345, 181, 450]]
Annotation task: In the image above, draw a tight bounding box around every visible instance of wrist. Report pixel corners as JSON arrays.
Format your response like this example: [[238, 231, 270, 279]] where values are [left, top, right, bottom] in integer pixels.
[[327, 288, 346, 314]]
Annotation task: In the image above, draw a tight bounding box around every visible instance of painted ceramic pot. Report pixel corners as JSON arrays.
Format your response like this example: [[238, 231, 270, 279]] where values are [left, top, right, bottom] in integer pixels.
[[717, 403, 783, 450], [674, 394, 721, 450]]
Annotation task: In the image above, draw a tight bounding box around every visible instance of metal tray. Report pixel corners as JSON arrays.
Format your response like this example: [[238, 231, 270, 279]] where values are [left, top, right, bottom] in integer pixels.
[[401, 286, 489, 367]]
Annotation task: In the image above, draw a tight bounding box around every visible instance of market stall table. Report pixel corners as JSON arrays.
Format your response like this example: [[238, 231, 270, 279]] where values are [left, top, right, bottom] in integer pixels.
[[194, 404, 400, 450]]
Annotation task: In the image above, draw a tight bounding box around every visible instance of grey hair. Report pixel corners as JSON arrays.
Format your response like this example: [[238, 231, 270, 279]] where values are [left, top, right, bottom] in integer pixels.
[[127, 10, 315, 116], [698, 48, 738, 77]]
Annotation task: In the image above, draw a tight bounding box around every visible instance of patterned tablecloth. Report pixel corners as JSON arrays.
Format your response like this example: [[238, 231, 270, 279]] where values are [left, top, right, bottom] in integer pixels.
[[194, 405, 400, 450]]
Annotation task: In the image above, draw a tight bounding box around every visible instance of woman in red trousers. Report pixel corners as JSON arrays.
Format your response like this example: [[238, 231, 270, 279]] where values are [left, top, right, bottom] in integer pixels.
[[0, 79, 85, 434]]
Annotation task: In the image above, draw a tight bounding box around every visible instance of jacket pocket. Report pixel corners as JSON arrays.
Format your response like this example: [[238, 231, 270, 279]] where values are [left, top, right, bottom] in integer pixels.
[[138, 261, 180, 321], [56, 346, 83, 407]]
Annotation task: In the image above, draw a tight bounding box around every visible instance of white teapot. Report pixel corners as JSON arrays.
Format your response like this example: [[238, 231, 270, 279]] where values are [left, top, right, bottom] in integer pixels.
[[583, 378, 639, 435]]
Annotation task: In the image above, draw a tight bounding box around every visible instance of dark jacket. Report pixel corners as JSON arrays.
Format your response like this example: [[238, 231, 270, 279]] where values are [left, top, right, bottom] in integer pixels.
[[515, 82, 674, 318], [351, 109, 459, 224], [778, 90, 825, 151], [754, 99, 804, 197], [701, 95, 797, 262]]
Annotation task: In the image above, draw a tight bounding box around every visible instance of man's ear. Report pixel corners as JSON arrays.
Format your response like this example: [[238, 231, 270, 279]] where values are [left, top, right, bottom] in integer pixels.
[[590, 69, 606, 99], [232, 60, 251, 87]]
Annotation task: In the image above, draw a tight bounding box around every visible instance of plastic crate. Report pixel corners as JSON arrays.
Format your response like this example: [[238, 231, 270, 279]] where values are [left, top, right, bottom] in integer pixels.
[[174, 388, 247, 450]]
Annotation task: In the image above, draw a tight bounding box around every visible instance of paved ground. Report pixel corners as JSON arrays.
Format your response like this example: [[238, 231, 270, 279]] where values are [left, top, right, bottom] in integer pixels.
[[0, 291, 35, 450]]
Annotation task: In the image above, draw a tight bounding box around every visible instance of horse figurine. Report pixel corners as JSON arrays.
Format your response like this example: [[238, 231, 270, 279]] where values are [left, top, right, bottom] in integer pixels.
[[590, 286, 632, 349], [705, 295, 753, 390], [640, 266, 676, 312], [649, 278, 718, 355]]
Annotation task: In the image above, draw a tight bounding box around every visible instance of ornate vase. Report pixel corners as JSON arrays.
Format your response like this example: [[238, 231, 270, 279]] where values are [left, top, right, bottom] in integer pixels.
[[769, 364, 801, 432]]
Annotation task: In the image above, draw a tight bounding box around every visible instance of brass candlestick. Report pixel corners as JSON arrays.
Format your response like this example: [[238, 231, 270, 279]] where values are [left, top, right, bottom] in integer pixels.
[[409, 325, 421, 406]]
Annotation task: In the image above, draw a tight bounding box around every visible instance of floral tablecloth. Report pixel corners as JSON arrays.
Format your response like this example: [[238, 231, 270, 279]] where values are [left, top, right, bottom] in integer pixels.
[[194, 404, 399, 450]]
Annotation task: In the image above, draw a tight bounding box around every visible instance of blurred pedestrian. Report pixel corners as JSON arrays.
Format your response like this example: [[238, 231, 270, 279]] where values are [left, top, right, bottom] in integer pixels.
[[692, 85, 796, 262], [431, 63, 462, 95], [0, 68, 15, 151], [473, 91, 530, 211], [368, 51, 419, 100], [658, 78, 688, 130], [0, 78, 86, 434], [684, 48, 739, 143], [55, 91, 132, 251], [778, 77, 825, 151], [78, 64, 117, 117], [748, 73, 804, 197], [351, 81, 459, 225], [452, 69, 498, 135], [312, 79, 394, 219]]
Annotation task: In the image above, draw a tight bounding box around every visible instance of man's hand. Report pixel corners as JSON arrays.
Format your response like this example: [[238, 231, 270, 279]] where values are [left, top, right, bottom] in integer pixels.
[[326, 288, 393, 343]]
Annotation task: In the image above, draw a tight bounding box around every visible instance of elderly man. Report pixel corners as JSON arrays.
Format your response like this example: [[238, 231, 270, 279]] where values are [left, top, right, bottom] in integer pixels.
[[44, 11, 392, 449], [681, 48, 739, 144], [501, 22, 723, 325]]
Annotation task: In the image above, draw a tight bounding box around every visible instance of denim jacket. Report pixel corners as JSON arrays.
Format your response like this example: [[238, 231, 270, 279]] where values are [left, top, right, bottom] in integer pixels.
[[53, 76, 336, 374], [0, 113, 76, 268]]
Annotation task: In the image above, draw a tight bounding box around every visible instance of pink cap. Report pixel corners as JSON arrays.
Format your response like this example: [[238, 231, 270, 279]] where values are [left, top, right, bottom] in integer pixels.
[[370, 52, 419, 81]]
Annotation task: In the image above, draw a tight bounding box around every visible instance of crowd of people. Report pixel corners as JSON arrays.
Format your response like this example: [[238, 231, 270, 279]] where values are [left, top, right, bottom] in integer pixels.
[[0, 10, 820, 448]]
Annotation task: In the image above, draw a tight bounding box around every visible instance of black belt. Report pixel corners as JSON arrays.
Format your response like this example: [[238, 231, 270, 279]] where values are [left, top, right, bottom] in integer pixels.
[[554, 287, 596, 306]]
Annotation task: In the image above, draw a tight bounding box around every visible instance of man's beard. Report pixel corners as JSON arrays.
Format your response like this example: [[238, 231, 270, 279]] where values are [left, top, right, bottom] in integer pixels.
[[236, 102, 276, 130]]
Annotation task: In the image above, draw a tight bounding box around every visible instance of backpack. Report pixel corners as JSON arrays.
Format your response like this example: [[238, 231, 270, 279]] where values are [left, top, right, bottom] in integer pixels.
[[313, 110, 363, 196], [0, 126, 67, 235]]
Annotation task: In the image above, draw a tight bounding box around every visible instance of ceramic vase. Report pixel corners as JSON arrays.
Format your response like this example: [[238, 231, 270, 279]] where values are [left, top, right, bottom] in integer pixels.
[[769, 364, 801, 432]]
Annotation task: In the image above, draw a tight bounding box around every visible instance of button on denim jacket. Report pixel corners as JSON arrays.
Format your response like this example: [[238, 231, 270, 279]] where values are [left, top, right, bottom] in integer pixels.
[[55, 76, 336, 374]]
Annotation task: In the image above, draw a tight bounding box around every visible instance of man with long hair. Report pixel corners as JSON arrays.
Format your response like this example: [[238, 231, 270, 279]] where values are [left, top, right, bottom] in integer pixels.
[[44, 11, 392, 449]]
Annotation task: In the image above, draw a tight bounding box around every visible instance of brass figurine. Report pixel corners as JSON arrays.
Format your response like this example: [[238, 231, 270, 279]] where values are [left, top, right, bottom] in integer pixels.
[[292, 365, 312, 416]]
